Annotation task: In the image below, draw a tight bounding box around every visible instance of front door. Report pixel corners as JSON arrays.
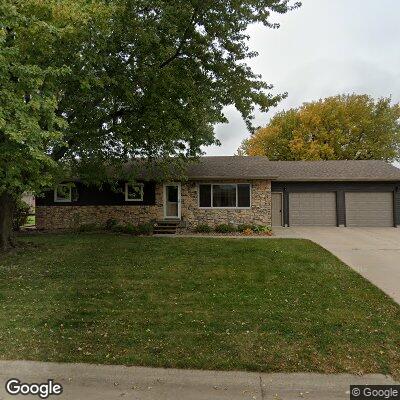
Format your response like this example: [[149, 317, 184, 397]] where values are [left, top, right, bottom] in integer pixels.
[[272, 192, 283, 226], [164, 183, 181, 219]]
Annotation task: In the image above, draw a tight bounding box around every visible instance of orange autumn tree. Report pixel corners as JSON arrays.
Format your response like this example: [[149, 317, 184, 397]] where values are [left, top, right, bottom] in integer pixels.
[[240, 94, 400, 161]]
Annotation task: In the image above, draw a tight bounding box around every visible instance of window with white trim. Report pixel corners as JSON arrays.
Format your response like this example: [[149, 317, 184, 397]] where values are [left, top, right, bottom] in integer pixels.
[[198, 183, 251, 208], [125, 182, 144, 202], [54, 184, 72, 203]]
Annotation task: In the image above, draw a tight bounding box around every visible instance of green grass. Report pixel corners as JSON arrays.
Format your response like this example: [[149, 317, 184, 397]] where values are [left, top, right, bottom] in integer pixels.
[[1, 233, 399, 377], [23, 215, 35, 227]]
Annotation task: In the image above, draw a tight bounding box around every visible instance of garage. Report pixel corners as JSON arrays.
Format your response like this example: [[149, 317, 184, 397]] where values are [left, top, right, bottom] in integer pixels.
[[289, 192, 337, 226], [345, 192, 394, 227]]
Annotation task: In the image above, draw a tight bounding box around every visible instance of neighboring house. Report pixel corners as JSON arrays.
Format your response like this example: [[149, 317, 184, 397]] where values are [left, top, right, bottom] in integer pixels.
[[36, 157, 400, 230], [21, 193, 35, 212]]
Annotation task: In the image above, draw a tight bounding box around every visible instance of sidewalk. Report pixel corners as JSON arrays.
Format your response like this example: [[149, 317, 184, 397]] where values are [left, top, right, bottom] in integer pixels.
[[0, 360, 397, 399]]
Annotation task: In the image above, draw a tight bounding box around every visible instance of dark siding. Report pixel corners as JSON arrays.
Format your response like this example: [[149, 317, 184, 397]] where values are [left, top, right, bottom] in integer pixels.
[[272, 181, 400, 227], [36, 182, 156, 206], [395, 189, 400, 226]]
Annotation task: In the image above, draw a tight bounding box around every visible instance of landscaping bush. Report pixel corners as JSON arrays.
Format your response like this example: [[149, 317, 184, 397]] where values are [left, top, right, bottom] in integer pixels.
[[194, 224, 212, 233], [253, 225, 272, 234], [237, 224, 254, 232], [215, 224, 237, 233], [118, 223, 138, 235], [237, 224, 272, 235], [76, 223, 100, 232], [12, 199, 31, 231], [105, 218, 118, 230], [137, 223, 153, 235]]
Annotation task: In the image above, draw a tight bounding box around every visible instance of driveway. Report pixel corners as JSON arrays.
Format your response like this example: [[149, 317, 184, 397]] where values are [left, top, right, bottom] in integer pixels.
[[274, 227, 400, 304]]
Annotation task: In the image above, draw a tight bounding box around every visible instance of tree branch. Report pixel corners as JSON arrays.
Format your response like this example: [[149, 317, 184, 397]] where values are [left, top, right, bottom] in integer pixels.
[[158, 5, 200, 69]]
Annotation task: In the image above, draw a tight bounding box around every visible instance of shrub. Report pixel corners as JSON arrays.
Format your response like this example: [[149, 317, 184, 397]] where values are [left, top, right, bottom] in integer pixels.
[[105, 218, 118, 230], [12, 199, 31, 231], [194, 224, 212, 233], [137, 223, 153, 235], [242, 228, 253, 236], [253, 225, 272, 234], [118, 223, 138, 235], [215, 224, 237, 233], [76, 223, 100, 232], [237, 224, 253, 232]]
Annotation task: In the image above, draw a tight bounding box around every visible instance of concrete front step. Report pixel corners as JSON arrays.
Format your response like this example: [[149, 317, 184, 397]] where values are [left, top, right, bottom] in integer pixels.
[[154, 220, 180, 234], [154, 220, 180, 235]]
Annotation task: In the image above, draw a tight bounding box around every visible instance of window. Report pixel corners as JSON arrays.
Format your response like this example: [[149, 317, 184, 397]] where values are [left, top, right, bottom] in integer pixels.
[[125, 182, 144, 202], [199, 183, 251, 208], [54, 184, 72, 203]]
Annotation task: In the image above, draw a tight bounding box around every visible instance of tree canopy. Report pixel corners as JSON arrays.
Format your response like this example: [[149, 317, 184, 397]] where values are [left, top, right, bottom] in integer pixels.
[[241, 94, 400, 161], [1, 0, 300, 249], [53, 0, 300, 170]]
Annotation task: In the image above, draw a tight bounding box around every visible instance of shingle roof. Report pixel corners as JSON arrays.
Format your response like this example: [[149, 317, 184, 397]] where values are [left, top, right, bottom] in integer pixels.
[[186, 156, 400, 182]]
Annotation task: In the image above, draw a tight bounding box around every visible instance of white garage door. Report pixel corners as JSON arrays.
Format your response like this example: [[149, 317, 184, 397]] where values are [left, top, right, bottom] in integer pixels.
[[289, 192, 337, 226], [345, 192, 393, 227]]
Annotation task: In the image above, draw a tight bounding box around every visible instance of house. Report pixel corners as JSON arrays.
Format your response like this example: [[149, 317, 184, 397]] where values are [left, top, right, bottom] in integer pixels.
[[36, 157, 400, 230]]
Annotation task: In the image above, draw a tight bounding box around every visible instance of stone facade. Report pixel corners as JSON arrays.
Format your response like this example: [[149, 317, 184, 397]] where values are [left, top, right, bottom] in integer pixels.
[[36, 185, 164, 230], [181, 180, 272, 228], [36, 179, 272, 230]]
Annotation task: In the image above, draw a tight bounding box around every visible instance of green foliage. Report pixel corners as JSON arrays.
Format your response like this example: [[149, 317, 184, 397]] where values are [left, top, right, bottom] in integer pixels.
[[76, 223, 100, 232], [47, 0, 299, 177], [0, 1, 70, 197], [252, 225, 272, 234], [105, 218, 118, 230], [1, 0, 298, 243], [12, 199, 30, 231], [242, 94, 400, 161], [194, 224, 212, 233], [215, 224, 237, 233], [137, 223, 153, 236], [237, 224, 272, 234], [237, 224, 254, 232]]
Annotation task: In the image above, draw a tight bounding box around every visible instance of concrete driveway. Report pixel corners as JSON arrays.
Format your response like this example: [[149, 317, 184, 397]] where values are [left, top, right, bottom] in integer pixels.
[[274, 227, 400, 304]]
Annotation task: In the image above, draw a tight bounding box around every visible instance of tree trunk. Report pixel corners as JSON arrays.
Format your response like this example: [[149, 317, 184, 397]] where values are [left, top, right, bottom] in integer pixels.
[[0, 192, 16, 252]]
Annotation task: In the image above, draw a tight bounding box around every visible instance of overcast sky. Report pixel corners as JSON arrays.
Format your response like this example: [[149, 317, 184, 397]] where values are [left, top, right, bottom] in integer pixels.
[[205, 0, 400, 156]]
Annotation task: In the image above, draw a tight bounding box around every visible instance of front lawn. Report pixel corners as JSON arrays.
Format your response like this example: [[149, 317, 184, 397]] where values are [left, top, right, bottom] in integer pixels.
[[1, 233, 399, 377]]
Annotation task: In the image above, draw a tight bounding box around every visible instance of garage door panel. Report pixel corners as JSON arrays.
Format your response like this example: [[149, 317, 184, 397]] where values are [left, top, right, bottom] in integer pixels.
[[289, 192, 337, 226], [345, 192, 393, 227]]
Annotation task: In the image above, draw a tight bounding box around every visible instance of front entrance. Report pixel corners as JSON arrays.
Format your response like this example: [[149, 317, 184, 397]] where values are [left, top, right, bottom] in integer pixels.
[[272, 192, 283, 226], [163, 183, 181, 219]]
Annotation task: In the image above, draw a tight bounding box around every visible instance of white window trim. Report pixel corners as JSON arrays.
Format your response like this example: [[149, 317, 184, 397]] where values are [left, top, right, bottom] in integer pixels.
[[125, 182, 144, 202], [198, 183, 252, 209], [54, 184, 72, 203]]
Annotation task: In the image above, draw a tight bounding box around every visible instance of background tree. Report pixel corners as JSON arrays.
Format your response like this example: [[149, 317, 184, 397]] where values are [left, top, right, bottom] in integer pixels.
[[241, 94, 400, 161]]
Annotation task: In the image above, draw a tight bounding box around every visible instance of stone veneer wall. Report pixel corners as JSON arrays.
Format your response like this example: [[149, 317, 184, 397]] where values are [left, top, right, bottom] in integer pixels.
[[36, 180, 272, 230], [181, 180, 272, 227], [36, 185, 164, 230]]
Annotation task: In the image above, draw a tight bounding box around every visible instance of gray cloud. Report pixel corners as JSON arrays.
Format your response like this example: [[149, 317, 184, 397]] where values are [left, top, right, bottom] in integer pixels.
[[204, 0, 400, 157]]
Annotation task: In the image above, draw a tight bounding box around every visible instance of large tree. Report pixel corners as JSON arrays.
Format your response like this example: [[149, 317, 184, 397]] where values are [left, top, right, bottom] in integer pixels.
[[53, 0, 300, 166], [0, 1, 68, 250], [0, 0, 108, 250], [241, 94, 400, 161], [1, 0, 300, 249]]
